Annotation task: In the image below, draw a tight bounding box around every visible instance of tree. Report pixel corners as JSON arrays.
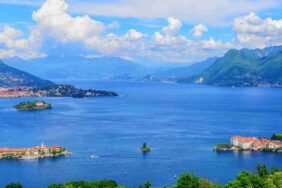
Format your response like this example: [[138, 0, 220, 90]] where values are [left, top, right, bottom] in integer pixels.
[[225, 171, 265, 188], [175, 173, 200, 188], [5, 183, 23, 188], [257, 163, 270, 178], [265, 172, 282, 188], [271, 166, 281, 174]]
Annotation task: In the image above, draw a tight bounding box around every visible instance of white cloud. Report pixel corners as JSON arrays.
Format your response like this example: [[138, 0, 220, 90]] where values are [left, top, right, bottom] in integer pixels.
[[0, 26, 45, 59], [190, 24, 208, 37], [124, 29, 147, 41], [0, 49, 16, 59], [233, 12, 282, 48], [70, 0, 280, 25], [162, 17, 182, 35], [32, 0, 106, 43], [2, 0, 280, 63]]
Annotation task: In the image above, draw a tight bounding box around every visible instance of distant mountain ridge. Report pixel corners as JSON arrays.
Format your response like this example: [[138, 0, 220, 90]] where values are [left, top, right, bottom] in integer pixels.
[[0, 60, 55, 88], [144, 57, 218, 82], [180, 46, 282, 87], [5, 56, 150, 80]]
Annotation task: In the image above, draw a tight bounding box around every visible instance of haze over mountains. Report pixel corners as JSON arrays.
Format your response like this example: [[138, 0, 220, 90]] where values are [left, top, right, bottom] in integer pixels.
[[1, 45, 282, 88]]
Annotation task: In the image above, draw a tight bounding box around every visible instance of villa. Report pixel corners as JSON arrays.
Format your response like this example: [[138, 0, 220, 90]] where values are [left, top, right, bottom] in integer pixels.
[[231, 136, 282, 150]]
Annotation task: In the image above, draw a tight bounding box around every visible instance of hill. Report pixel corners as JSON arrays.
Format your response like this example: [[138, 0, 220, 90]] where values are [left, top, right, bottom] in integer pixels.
[[181, 46, 282, 87], [5, 56, 150, 80], [0, 60, 55, 88]]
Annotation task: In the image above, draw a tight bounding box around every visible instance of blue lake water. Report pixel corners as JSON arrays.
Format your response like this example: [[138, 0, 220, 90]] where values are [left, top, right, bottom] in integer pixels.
[[0, 81, 282, 187]]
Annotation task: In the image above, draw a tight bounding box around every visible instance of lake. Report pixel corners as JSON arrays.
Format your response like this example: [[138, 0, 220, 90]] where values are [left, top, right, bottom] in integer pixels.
[[0, 81, 282, 187]]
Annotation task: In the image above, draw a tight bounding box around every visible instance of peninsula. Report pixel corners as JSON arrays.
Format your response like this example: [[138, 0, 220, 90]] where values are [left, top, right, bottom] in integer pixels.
[[0, 61, 118, 98], [0, 144, 69, 160], [14, 101, 52, 111], [214, 135, 282, 152]]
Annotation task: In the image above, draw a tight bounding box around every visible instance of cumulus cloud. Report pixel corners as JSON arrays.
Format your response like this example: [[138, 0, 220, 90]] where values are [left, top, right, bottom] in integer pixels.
[[162, 17, 182, 35], [124, 29, 147, 41], [233, 12, 282, 48], [2, 0, 280, 63], [190, 24, 208, 37], [32, 0, 105, 43], [0, 26, 45, 59]]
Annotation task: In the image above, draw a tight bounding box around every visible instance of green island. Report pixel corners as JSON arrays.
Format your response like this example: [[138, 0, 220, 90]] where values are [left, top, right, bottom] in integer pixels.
[[213, 144, 233, 151], [141, 142, 151, 153], [0, 144, 69, 160], [4, 164, 282, 188], [14, 101, 52, 111]]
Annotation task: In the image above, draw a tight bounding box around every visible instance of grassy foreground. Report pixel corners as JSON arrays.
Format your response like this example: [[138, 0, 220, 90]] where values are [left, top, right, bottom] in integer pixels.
[[5, 164, 282, 188]]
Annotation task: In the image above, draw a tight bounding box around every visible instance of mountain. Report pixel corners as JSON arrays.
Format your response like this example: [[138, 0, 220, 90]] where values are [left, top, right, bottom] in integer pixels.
[[0, 60, 55, 88], [5, 56, 150, 80], [143, 57, 218, 82], [181, 46, 282, 87]]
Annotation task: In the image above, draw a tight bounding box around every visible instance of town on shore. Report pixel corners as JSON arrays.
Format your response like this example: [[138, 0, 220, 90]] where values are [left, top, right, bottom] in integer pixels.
[[0, 143, 69, 160], [214, 134, 282, 152]]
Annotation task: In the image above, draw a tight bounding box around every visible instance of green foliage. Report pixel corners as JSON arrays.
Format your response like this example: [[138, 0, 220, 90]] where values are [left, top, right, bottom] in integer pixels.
[[48, 180, 118, 188], [6, 163, 282, 188], [141, 142, 151, 152], [181, 46, 282, 87], [271, 134, 282, 141], [5, 183, 23, 188], [175, 173, 200, 188], [214, 144, 232, 151], [225, 171, 266, 188], [14, 101, 52, 111], [139, 181, 152, 188], [257, 163, 270, 178], [265, 172, 282, 188]]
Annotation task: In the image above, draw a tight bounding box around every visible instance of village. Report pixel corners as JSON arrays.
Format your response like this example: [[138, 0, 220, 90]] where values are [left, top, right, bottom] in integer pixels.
[[215, 135, 282, 152], [0, 143, 70, 160]]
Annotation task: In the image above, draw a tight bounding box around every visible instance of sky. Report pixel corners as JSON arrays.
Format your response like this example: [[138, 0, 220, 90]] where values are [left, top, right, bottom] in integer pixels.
[[0, 0, 281, 64]]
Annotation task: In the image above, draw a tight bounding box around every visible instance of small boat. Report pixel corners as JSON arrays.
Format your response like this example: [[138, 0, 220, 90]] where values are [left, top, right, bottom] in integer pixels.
[[90, 155, 98, 159]]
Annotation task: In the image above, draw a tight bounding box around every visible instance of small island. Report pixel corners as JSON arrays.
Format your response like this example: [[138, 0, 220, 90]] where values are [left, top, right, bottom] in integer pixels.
[[0, 144, 69, 160], [214, 134, 282, 152], [141, 142, 151, 153], [14, 101, 52, 111]]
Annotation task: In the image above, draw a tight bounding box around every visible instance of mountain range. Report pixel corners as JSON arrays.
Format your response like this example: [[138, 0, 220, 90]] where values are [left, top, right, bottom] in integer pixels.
[[1, 45, 282, 88], [0, 60, 55, 88], [181, 46, 282, 87], [5, 56, 150, 80]]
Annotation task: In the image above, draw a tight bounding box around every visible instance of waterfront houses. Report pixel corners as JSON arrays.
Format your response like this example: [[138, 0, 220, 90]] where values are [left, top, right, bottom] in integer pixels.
[[231, 136, 282, 150], [0, 143, 69, 159]]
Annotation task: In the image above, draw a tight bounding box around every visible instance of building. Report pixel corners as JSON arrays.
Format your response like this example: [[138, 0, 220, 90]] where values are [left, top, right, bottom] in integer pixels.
[[231, 136, 282, 150]]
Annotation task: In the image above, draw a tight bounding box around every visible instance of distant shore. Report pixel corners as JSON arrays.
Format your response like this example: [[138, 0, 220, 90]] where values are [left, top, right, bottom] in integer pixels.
[[0, 85, 118, 98]]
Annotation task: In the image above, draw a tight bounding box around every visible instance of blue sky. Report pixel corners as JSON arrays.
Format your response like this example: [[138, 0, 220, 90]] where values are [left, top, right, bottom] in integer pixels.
[[0, 0, 281, 64]]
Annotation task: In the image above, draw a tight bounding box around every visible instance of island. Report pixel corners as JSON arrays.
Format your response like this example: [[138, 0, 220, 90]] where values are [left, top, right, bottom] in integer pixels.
[[141, 142, 151, 153], [214, 135, 282, 152], [14, 101, 52, 111], [0, 143, 69, 160]]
